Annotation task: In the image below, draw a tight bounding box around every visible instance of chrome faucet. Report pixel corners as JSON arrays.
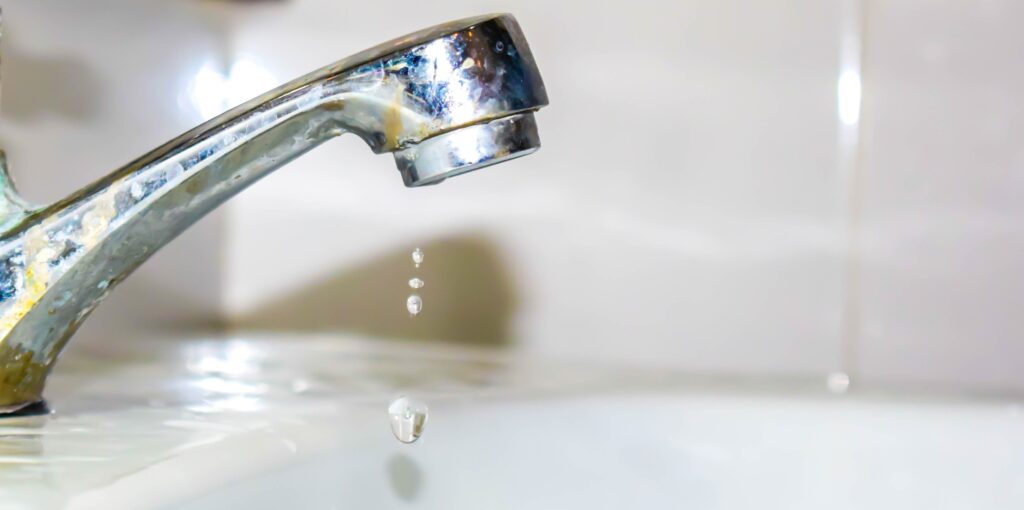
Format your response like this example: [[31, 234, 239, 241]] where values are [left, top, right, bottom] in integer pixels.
[[0, 14, 547, 412]]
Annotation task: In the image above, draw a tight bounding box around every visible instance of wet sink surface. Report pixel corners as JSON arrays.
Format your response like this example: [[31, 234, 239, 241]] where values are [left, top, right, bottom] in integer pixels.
[[1, 335, 1022, 509]]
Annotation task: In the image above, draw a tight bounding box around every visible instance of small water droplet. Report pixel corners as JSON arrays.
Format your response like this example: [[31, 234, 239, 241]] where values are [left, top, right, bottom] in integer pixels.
[[97, 280, 109, 290], [406, 294, 422, 316], [826, 372, 851, 394], [408, 277, 424, 289], [54, 290, 72, 306], [388, 396, 427, 443], [290, 378, 311, 394], [495, 41, 505, 52], [411, 247, 424, 268]]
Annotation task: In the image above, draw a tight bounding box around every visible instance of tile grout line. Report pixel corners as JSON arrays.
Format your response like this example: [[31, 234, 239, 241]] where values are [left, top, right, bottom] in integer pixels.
[[838, 0, 869, 384]]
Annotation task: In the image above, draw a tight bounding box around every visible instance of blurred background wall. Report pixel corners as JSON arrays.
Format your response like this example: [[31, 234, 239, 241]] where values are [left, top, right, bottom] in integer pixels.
[[0, 0, 1020, 394]]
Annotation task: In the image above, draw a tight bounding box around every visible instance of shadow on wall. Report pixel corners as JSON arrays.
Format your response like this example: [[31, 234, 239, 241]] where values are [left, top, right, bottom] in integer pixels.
[[233, 235, 519, 349], [65, 258, 226, 362], [1, 28, 101, 121]]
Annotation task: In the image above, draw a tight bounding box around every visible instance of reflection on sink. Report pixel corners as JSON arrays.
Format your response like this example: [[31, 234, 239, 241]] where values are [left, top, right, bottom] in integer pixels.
[[1, 335, 1021, 509]]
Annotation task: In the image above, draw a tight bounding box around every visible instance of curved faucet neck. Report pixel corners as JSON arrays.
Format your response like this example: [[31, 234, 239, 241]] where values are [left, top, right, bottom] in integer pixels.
[[0, 86, 348, 411]]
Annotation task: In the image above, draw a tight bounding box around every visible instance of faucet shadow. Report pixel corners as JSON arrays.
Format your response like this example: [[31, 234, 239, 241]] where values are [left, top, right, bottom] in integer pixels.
[[232, 235, 519, 349]]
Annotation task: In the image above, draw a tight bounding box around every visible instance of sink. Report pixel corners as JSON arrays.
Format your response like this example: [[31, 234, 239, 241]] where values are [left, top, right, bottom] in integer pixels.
[[1, 335, 1022, 509]]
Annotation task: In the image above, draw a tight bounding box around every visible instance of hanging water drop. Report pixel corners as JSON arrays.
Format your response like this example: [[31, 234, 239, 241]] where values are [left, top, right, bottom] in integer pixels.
[[406, 294, 423, 316], [411, 247, 424, 268], [388, 395, 428, 443], [408, 277, 424, 289]]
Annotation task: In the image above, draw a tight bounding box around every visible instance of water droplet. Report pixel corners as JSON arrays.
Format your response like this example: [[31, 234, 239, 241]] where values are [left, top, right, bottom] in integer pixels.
[[290, 378, 311, 394], [406, 294, 422, 316], [495, 41, 505, 52], [408, 277, 424, 289], [54, 290, 72, 306], [388, 396, 427, 443], [826, 372, 851, 394], [97, 280, 110, 290], [411, 247, 424, 268]]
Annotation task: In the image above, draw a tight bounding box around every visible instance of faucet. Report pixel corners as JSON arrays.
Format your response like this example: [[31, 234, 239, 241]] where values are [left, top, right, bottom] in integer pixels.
[[0, 13, 547, 412]]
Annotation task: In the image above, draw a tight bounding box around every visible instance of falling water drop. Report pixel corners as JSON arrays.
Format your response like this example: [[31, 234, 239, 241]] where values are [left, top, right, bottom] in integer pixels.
[[411, 247, 424, 268], [388, 395, 428, 443], [406, 294, 423, 316], [408, 277, 424, 289]]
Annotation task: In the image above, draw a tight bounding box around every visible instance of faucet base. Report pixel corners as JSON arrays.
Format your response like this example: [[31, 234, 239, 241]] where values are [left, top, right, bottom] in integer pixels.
[[0, 399, 48, 418]]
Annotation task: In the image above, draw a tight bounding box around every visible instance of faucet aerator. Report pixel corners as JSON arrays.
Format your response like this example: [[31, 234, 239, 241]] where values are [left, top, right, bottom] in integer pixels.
[[394, 112, 541, 187]]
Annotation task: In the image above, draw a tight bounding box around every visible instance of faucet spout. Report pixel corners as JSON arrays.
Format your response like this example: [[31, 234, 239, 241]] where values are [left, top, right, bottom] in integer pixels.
[[0, 13, 547, 412]]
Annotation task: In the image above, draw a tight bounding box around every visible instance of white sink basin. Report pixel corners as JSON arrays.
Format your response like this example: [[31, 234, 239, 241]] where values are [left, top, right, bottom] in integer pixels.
[[2, 335, 1022, 509]]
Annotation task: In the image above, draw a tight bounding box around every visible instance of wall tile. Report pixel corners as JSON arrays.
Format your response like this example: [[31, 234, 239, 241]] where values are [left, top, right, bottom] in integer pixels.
[[856, 0, 1024, 391]]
